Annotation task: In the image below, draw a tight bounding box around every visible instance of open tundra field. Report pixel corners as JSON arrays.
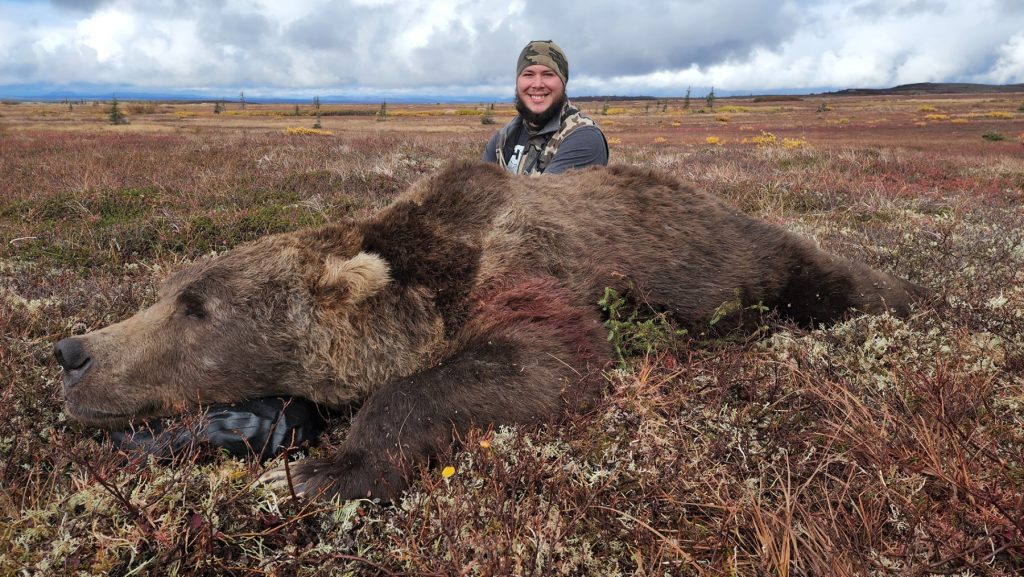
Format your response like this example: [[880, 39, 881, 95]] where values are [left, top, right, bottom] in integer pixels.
[[2, 94, 1024, 576]]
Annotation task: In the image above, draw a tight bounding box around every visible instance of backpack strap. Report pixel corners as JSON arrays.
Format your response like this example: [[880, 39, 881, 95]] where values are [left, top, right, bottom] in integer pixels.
[[496, 119, 525, 173]]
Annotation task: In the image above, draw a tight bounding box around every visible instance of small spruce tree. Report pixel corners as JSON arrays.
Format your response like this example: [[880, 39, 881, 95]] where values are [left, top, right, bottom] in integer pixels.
[[481, 102, 495, 125], [706, 87, 715, 109], [377, 101, 388, 122], [312, 96, 322, 128], [683, 86, 691, 110], [239, 91, 246, 110], [108, 96, 127, 125]]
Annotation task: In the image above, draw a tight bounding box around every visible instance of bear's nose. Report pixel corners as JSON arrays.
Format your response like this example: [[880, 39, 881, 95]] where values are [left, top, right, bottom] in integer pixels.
[[54, 337, 93, 387]]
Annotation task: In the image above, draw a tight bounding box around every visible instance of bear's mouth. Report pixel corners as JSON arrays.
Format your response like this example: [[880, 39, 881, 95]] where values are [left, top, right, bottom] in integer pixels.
[[65, 399, 166, 429]]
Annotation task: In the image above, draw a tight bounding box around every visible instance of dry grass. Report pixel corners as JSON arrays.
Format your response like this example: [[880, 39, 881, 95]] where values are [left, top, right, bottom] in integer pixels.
[[2, 94, 1023, 576]]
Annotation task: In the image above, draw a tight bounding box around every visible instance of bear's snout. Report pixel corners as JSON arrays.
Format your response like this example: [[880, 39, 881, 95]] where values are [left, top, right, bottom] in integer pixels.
[[54, 337, 93, 388]]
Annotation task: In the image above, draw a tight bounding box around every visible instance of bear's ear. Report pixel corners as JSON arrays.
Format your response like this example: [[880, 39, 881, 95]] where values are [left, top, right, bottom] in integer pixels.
[[317, 252, 391, 307]]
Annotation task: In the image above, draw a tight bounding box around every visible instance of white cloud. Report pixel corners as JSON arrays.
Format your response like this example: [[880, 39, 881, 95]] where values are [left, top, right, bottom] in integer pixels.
[[0, 0, 1021, 96], [987, 33, 1024, 84], [76, 8, 136, 62]]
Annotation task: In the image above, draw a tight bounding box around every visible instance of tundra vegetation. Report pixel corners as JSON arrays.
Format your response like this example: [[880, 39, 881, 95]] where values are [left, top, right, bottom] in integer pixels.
[[2, 94, 1024, 576]]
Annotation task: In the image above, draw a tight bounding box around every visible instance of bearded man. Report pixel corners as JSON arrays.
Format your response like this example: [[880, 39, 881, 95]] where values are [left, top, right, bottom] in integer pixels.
[[483, 40, 609, 175]]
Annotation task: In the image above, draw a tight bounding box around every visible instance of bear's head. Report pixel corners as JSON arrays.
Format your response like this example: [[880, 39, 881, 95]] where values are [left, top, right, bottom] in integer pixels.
[[53, 224, 416, 429]]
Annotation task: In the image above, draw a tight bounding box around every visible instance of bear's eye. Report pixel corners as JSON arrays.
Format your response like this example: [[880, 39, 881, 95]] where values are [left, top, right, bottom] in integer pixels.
[[178, 292, 207, 320]]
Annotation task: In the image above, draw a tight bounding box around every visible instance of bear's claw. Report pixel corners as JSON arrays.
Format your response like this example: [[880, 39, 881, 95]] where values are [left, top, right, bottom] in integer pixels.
[[260, 463, 304, 497], [259, 453, 407, 502]]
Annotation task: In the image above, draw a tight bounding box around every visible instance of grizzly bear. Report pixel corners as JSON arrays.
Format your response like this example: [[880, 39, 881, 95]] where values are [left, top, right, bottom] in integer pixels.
[[54, 160, 926, 501]]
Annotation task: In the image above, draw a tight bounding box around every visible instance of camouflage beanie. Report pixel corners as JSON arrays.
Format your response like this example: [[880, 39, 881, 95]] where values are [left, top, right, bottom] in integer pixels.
[[517, 40, 569, 86]]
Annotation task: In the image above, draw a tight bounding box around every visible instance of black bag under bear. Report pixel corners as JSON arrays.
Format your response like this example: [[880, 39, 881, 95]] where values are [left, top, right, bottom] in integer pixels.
[[110, 397, 328, 462]]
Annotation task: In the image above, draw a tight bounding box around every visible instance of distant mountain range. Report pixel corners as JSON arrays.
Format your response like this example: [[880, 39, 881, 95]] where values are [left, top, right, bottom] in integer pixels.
[[0, 82, 498, 104], [1, 82, 1022, 103], [824, 82, 1024, 96]]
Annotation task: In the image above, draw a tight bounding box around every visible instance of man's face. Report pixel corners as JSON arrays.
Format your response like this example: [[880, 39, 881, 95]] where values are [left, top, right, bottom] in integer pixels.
[[516, 64, 565, 117]]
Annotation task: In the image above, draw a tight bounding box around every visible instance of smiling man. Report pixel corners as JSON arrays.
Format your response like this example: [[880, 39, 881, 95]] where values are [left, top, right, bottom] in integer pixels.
[[483, 40, 608, 175]]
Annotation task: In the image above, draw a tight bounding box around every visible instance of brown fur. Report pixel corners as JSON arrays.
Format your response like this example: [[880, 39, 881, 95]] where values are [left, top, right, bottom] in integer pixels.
[[54, 160, 928, 500]]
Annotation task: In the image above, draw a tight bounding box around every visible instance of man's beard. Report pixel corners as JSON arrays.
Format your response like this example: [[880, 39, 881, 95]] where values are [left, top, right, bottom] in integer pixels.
[[514, 92, 566, 127]]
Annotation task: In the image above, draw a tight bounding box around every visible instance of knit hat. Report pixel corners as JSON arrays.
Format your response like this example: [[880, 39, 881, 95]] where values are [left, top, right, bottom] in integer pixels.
[[517, 40, 569, 86]]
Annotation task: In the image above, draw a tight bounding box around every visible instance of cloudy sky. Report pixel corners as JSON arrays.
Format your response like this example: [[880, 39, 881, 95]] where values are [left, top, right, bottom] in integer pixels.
[[1, 0, 1022, 99]]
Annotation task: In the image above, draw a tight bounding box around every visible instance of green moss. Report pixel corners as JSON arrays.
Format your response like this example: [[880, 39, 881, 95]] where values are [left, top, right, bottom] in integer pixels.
[[1, 191, 78, 223], [181, 214, 222, 254], [87, 187, 155, 224], [278, 170, 340, 197], [6, 236, 94, 267], [774, 152, 825, 170], [228, 205, 325, 243], [0, 198, 33, 219], [598, 286, 687, 362]]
